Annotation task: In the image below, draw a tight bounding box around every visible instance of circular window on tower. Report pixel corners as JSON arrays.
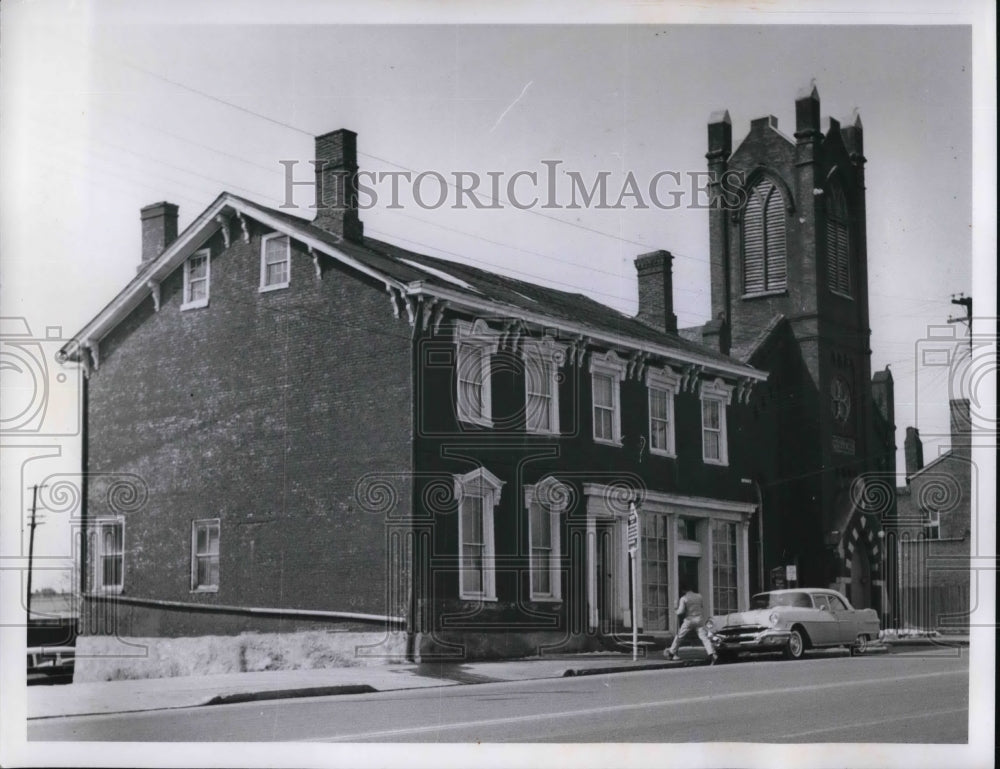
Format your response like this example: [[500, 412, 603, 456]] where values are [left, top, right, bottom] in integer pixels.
[[830, 377, 852, 424]]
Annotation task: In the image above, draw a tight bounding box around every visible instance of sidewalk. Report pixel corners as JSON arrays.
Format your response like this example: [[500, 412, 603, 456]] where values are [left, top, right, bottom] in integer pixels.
[[27, 650, 690, 720], [28, 638, 957, 721]]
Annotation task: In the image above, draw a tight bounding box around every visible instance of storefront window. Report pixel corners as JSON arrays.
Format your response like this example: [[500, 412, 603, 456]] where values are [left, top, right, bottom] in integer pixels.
[[641, 513, 670, 631], [712, 520, 738, 613]]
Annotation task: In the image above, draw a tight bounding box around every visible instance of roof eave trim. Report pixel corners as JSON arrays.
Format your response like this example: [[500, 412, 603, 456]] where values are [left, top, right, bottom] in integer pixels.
[[405, 283, 766, 381], [58, 194, 406, 361]]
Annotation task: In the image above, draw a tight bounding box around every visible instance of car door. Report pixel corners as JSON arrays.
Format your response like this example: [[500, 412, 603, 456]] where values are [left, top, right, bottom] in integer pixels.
[[827, 593, 858, 644], [805, 593, 839, 645]]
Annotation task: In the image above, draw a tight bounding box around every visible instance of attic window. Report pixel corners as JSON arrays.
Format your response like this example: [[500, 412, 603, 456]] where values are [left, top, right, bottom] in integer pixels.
[[260, 233, 290, 291], [742, 179, 787, 295], [181, 249, 210, 310]]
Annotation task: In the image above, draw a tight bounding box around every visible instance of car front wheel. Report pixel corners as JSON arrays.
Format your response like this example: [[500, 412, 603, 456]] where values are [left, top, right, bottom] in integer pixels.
[[784, 628, 806, 660], [851, 634, 870, 657]]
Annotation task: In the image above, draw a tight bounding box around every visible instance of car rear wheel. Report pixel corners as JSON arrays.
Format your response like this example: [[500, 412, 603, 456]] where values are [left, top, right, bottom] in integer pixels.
[[851, 634, 870, 656], [783, 628, 807, 660]]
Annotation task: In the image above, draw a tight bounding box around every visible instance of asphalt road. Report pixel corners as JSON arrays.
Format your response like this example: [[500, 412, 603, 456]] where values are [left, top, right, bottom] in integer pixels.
[[29, 649, 969, 743]]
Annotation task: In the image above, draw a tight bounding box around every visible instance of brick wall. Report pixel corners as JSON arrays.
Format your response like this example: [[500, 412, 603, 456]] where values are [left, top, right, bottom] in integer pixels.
[[412, 319, 751, 635], [84, 219, 413, 635]]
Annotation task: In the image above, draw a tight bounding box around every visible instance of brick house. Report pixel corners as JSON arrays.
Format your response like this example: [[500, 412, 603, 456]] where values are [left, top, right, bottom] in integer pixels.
[[59, 88, 893, 674], [888, 400, 974, 631]]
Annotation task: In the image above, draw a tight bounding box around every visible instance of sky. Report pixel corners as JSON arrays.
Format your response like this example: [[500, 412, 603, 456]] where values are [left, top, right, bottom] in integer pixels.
[[0, 8, 992, 587], [0, 3, 995, 766]]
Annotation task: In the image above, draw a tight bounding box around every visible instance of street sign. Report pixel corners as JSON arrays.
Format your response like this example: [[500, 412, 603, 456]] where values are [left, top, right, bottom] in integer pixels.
[[786, 564, 797, 582], [627, 509, 638, 553]]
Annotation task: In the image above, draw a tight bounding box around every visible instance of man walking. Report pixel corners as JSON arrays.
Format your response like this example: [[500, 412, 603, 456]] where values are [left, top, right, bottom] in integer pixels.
[[663, 583, 718, 664]]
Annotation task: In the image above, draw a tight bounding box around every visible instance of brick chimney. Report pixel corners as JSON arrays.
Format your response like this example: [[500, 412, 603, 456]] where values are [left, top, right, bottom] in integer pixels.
[[140, 202, 179, 267], [314, 129, 363, 241], [949, 398, 971, 454], [634, 250, 677, 334], [904, 427, 924, 479]]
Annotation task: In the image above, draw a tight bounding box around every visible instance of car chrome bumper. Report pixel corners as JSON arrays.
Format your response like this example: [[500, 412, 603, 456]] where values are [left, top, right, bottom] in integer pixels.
[[710, 629, 791, 653]]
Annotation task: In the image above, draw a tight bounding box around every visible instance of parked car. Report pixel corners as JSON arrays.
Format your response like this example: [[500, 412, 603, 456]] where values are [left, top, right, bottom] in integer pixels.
[[706, 588, 880, 661], [27, 646, 75, 685]]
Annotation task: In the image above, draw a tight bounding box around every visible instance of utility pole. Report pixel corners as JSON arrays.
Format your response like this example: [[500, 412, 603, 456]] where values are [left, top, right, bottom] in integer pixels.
[[27, 485, 40, 622], [948, 293, 973, 352]]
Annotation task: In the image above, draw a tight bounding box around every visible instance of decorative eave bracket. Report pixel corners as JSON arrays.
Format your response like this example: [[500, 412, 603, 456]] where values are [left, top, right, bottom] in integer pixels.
[[736, 376, 757, 405], [680, 363, 704, 393], [147, 280, 161, 312], [233, 210, 250, 244], [308, 246, 322, 280], [215, 214, 232, 249]]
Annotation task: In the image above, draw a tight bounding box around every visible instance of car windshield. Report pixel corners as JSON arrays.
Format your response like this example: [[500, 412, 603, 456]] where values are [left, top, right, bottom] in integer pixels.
[[750, 592, 813, 609]]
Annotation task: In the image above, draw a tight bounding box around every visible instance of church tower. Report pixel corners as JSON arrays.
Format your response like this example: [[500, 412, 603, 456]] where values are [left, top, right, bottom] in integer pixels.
[[705, 86, 885, 611]]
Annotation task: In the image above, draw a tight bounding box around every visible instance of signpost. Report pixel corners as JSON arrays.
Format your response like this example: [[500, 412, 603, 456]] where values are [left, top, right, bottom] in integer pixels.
[[627, 503, 639, 661], [786, 564, 797, 585]]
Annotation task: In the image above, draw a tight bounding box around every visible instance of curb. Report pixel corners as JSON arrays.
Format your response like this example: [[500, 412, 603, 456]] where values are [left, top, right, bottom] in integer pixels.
[[203, 684, 378, 706], [563, 660, 690, 677], [883, 637, 969, 648]]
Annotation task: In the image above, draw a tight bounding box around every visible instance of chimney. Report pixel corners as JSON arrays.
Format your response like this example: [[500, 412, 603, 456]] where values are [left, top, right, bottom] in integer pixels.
[[904, 427, 924, 479], [702, 314, 730, 356], [314, 129, 363, 241], [794, 82, 821, 141], [634, 250, 677, 334], [140, 202, 179, 267], [949, 398, 971, 454]]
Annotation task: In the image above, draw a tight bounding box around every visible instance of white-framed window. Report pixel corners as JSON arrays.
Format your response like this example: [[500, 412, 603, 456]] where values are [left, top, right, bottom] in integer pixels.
[[191, 518, 220, 592], [646, 366, 680, 457], [589, 351, 626, 446], [700, 378, 733, 466], [260, 233, 291, 291], [523, 339, 564, 434], [525, 477, 568, 601], [90, 519, 124, 593], [711, 519, 739, 614], [455, 319, 500, 427], [454, 467, 504, 600], [924, 509, 941, 540], [181, 249, 210, 310]]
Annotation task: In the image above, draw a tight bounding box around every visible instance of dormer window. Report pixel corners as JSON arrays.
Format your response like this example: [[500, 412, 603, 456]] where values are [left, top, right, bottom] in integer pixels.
[[260, 233, 290, 291], [181, 249, 210, 310], [742, 178, 787, 295]]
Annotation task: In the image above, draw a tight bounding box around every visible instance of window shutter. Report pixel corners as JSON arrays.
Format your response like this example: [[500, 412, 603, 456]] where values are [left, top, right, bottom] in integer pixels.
[[743, 188, 765, 293], [764, 186, 787, 290], [826, 185, 851, 295]]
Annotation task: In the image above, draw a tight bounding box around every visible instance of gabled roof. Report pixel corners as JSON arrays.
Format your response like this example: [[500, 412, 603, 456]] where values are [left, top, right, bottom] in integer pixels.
[[907, 448, 964, 482], [60, 193, 766, 382], [731, 313, 787, 364]]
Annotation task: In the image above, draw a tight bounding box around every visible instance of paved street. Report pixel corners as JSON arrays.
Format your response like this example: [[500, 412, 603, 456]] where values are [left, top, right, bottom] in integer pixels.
[[29, 650, 968, 743]]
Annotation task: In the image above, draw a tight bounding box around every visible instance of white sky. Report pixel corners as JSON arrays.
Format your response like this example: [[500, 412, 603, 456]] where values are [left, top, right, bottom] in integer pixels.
[[0, 2, 995, 767]]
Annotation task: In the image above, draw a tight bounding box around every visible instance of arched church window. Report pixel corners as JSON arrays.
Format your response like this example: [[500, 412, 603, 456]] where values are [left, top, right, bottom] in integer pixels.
[[742, 178, 787, 294], [827, 183, 851, 296]]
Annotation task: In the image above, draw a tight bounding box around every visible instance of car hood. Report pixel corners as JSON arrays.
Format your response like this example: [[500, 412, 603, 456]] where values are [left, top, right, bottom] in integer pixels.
[[711, 609, 776, 628]]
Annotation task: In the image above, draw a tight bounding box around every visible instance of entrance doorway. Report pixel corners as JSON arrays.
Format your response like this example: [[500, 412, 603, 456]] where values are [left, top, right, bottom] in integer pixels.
[[678, 556, 700, 593], [595, 523, 618, 633], [850, 544, 871, 609]]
